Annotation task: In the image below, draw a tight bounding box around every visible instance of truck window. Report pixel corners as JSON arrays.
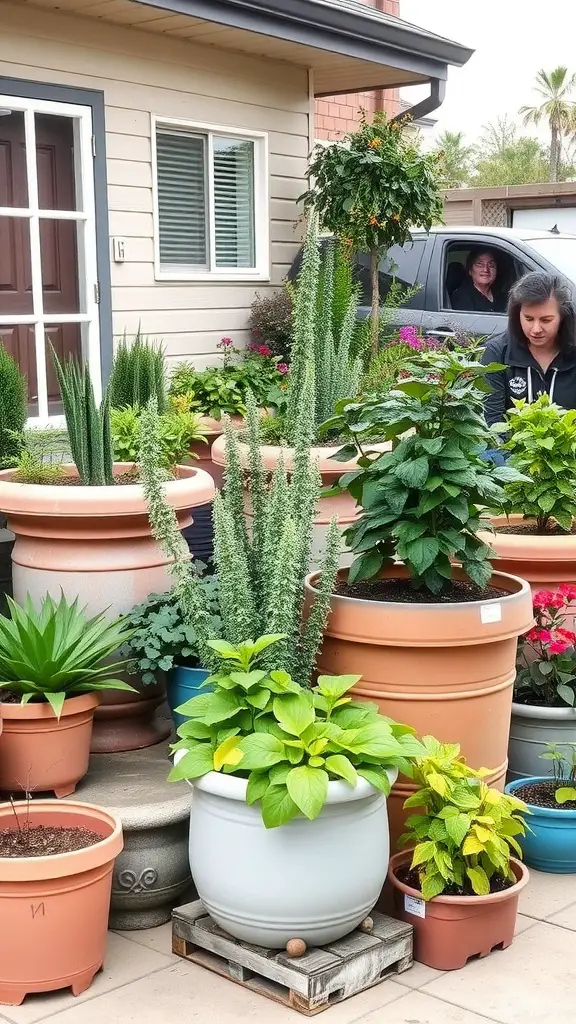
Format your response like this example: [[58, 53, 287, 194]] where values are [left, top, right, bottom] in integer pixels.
[[443, 242, 527, 313], [356, 239, 426, 307]]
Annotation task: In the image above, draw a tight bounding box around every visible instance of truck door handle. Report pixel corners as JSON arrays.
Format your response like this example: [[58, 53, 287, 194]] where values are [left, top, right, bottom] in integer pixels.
[[427, 329, 455, 338]]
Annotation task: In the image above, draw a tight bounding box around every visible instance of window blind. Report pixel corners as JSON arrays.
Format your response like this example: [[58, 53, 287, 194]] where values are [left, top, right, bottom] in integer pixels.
[[156, 130, 207, 267], [213, 137, 255, 269]]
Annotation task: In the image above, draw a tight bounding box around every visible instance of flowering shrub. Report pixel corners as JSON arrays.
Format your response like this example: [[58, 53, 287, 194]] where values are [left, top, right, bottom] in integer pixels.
[[360, 329, 442, 397], [169, 337, 284, 418], [515, 585, 576, 707]]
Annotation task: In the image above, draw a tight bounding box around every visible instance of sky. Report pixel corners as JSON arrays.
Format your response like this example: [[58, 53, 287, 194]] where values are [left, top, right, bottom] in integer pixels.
[[399, 0, 576, 145]]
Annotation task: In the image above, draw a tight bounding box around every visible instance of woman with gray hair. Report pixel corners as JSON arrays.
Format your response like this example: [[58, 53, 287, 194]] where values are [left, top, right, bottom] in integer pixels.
[[481, 271, 576, 429]]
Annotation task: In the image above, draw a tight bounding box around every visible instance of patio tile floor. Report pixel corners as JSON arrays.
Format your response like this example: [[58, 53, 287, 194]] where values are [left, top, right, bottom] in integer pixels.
[[2, 868, 574, 1024]]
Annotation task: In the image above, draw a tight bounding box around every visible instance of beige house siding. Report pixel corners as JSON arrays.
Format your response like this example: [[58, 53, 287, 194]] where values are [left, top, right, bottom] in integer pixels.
[[0, 3, 310, 370]]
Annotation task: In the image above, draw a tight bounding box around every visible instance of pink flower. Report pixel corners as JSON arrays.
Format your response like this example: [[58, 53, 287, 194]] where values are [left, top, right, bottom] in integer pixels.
[[277, 363, 289, 375], [557, 628, 576, 644], [533, 590, 564, 610], [219, 336, 233, 348], [399, 326, 418, 343], [559, 583, 576, 602], [526, 628, 552, 644], [549, 639, 572, 655], [251, 343, 272, 357]]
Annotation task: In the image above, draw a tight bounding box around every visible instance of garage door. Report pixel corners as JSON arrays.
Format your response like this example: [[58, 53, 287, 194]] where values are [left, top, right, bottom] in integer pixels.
[[512, 207, 576, 233]]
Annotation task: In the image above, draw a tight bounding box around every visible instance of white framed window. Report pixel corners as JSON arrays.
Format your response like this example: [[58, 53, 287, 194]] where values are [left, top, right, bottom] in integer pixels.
[[152, 116, 269, 282], [0, 94, 101, 425]]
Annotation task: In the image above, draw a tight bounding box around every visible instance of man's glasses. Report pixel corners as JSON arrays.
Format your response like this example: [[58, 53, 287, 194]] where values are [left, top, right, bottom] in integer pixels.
[[473, 261, 497, 271]]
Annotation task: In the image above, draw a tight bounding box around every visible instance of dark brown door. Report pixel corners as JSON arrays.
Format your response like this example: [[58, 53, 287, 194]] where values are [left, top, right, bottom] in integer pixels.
[[0, 110, 80, 407]]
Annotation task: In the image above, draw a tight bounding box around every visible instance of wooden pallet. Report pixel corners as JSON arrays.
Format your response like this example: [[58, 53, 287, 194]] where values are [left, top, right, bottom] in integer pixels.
[[172, 901, 413, 1016]]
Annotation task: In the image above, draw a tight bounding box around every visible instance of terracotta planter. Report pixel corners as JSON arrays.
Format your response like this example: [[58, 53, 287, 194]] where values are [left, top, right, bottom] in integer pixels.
[[0, 463, 214, 618], [212, 434, 390, 567], [0, 693, 99, 797], [306, 564, 534, 847], [0, 799, 123, 1005], [90, 675, 171, 754], [186, 414, 244, 488], [388, 851, 528, 970], [482, 514, 576, 595]]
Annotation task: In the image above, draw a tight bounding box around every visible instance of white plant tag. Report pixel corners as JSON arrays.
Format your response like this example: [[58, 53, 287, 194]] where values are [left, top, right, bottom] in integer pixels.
[[481, 602, 502, 625], [404, 894, 426, 919]]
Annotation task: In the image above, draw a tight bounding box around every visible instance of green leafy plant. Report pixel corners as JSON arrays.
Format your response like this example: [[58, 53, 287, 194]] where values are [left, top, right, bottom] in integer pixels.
[[0, 343, 27, 469], [52, 351, 114, 486], [123, 568, 221, 684], [109, 328, 167, 413], [111, 404, 206, 469], [493, 395, 576, 533], [324, 348, 528, 593], [399, 736, 529, 899], [0, 593, 135, 718], [139, 392, 340, 682], [515, 587, 576, 707], [540, 742, 576, 804], [169, 338, 283, 419], [300, 110, 442, 354], [170, 635, 425, 828], [13, 450, 67, 485]]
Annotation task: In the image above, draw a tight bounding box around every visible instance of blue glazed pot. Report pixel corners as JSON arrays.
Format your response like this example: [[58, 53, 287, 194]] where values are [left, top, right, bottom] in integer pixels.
[[168, 665, 211, 728], [506, 777, 576, 874]]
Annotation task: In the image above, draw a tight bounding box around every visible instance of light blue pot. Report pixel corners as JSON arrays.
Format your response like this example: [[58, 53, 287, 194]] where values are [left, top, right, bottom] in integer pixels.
[[168, 665, 211, 729], [506, 777, 576, 874]]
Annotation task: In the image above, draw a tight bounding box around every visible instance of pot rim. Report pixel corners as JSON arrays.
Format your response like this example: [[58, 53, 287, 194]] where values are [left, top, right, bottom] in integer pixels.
[[506, 776, 576, 819], [479, 515, 576, 555], [210, 432, 390, 473], [388, 850, 529, 905], [0, 691, 100, 719], [511, 701, 576, 721], [178, 763, 397, 802], [306, 564, 531, 611], [170, 664, 209, 677], [0, 800, 123, 880], [0, 463, 214, 516]]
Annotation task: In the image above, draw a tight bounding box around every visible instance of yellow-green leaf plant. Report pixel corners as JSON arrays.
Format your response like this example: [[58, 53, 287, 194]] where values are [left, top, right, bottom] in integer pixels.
[[399, 736, 530, 900], [170, 634, 426, 829]]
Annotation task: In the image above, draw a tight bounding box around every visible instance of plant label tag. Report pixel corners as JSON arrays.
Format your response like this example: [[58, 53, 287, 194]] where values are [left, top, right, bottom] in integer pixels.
[[404, 894, 426, 919], [481, 603, 502, 625]]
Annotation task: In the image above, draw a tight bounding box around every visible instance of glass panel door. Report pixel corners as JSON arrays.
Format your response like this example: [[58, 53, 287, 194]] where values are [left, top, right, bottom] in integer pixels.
[[0, 96, 100, 424]]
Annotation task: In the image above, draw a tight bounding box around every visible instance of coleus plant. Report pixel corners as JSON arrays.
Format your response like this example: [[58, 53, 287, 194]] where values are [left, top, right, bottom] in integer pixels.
[[323, 348, 528, 594], [516, 586, 576, 707], [169, 635, 425, 828], [399, 737, 529, 899]]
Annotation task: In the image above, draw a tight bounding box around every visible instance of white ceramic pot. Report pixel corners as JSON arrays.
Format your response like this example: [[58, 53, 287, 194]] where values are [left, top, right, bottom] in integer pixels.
[[183, 767, 396, 948], [508, 702, 576, 781]]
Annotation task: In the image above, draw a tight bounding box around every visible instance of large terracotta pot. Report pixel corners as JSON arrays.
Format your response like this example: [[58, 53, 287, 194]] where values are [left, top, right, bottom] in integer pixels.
[[0, 693, 99, 797], [0, 463, 214, 617], [90, 676, 171, 754], [187, 414, 244, 489], [212, 434, 390, 567], [482, 515, 576, 594], [0, 799, 123, 1005], [388, 851, 528, 970], [306, 564, 534, 848]]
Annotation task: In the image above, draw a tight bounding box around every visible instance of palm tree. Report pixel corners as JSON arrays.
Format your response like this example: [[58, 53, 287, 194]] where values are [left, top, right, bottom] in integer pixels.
[[520, 67, 576, 181], [432, 131, 474, 189]]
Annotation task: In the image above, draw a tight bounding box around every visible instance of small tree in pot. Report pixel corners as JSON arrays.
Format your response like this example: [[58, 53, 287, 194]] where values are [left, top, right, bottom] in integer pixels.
[[305, 348, 535, 845]]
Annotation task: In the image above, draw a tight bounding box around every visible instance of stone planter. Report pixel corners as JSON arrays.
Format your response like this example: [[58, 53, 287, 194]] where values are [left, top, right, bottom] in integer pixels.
[[508, 702, 576, 781], [69, 743, 192, 929]]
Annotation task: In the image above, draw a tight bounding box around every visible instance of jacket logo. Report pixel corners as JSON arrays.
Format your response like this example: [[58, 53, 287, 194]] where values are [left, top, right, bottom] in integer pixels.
[[509, 376, 527, 396]]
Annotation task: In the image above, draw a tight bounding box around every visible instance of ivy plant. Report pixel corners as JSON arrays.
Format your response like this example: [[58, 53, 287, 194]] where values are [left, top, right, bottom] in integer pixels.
[[169, 635, 425, 829], [493, 395, 576, 533], [399, 736, 529, 899], [323, 348, 529, 594]]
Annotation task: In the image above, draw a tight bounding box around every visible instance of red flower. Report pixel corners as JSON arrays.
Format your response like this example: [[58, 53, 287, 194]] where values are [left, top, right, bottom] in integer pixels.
[[549, 639, 572, 655], [526, 628, 552, 644], [559, 583, 576, 602], [533, 590, 564, 609], [219, 336, 233, 348], [277, 363, 289, 375], [557, 628, 576, 644]]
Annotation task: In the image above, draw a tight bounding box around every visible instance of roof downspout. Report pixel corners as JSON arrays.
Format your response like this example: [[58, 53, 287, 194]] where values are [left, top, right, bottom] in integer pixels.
[[392, 77, 446, 123]]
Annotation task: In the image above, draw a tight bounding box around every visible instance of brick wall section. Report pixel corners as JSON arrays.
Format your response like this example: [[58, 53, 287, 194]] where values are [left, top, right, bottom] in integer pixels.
[[315, 0, 401, 140]]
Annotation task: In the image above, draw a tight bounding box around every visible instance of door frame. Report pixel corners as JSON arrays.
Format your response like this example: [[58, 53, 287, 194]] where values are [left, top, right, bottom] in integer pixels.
[[0, 76, 112, 397]]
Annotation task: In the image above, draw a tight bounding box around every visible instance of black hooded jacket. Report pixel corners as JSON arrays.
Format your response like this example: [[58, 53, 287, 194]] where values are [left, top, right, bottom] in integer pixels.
[[481, 331, 576, 427]]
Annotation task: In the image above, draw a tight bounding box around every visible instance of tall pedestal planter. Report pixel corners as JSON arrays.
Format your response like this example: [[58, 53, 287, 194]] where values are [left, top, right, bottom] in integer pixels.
[[0, 800, 123, 1006], [0, 693, 99, 797], [506, 778, 576, 873], [306, 565, 534, 848], [508, 703, 576, 781], [212, 435, 389, 567], [481, 515, 576, 595], [0, 464, 214, 618], [185, 769, 396, 948], [388, 851, 528, 970]]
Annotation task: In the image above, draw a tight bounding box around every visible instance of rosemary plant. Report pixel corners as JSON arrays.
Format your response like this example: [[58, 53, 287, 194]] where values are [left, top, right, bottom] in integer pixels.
[[139, 395, 340, 684], [109, 327, 167, 413], [0, 343, 27, 469], [52, 350, 114, 486]]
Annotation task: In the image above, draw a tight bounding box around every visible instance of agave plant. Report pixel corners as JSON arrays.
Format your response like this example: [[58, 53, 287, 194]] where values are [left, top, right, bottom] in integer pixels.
[[0, 593, 135, 717]]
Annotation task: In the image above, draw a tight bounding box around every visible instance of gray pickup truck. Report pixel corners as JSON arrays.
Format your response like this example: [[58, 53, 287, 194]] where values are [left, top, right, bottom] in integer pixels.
[[292, 225, 576, 342]]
